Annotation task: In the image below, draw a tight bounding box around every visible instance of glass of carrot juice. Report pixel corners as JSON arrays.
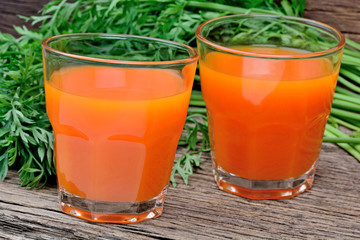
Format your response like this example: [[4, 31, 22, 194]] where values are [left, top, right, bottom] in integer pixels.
[[196, 15, 345, 199], [42, 34, 198, 223]]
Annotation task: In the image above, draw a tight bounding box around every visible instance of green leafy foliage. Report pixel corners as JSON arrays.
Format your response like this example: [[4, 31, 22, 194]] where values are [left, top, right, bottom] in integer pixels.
[[0, 37, 54, 187], [171, 114, 210, 186]]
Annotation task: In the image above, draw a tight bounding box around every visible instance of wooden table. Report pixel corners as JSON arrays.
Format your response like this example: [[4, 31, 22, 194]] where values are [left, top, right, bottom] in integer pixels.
[[1, 1, 360, 239], [1, 144, 359, 239]]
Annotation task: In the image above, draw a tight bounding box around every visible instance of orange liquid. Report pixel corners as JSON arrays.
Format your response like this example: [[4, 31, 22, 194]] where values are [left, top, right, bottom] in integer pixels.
[[200, 46, 338, 180], [45, 65, 194, 202]]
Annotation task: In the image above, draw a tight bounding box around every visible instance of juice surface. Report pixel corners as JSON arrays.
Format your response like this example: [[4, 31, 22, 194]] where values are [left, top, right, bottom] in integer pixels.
[[200, 46, 338, 180], [45, 65, 193, 202]]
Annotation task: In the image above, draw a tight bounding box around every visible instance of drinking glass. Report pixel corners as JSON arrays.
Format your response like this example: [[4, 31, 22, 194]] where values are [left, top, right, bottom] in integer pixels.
[[42, 34, 198, 222], [196, 15, 345, 199]]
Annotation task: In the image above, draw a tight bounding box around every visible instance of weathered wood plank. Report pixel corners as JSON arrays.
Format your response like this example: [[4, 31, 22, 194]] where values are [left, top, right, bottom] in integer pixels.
[[0, 0, 49, 37], [304, 0, 360, 42], [0, 143, 359, 239]]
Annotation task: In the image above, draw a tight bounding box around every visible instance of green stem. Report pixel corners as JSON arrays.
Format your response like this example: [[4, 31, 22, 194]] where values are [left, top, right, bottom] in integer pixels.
[[329, 117, 360, 132], [323, 137, 360, 144], [186, 1, 283, 15], [346, 38, 360, 51], [331, 108, 360, 121], [190, 95, 204, 100], [335, 86, 360, 98], [187, 107, 207, 114], [337, 75, 360, 94], [324, 130, 360, 162], [250, 22, 278, 40], [333, 92, 360, 105], [325, 124, 360, 153], [346, 119, 360, 128], [190, 92, 204, 101], [343, 47, 360, 58], [0, 51, 25, 56], [189, 100, 206, 107], [191, 89, 202, 95], [340, 68, 360, 85], [341, 54, 360, 66], [19, 85, 43, 101], [332, 99, 360, 112]]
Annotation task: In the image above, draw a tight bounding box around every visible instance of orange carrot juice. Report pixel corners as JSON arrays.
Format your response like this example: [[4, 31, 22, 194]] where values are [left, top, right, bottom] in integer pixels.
[[45, 65, 193, 203], [200, 46, 338, 181]]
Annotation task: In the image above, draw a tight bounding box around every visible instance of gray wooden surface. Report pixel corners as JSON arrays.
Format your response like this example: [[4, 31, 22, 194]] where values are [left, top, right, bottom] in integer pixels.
[[304, 0, 360, 43], [0, 144, 360, 239], [0, 0, 49, 37], [1, 0, 360, 239]]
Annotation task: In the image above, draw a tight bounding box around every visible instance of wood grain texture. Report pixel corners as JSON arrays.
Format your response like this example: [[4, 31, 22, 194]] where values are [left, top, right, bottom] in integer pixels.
[[304, 0, 360, 42], [0, 143, 360, 239], [0, 0, 49, 37]]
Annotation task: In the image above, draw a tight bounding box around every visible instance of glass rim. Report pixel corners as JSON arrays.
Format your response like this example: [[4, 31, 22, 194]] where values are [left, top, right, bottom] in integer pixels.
[[41, 33, 199, 65], [195, 14, 346, 59]]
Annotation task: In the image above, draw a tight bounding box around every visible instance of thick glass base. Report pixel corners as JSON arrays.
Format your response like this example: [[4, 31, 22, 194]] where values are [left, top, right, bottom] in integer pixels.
[[213, 161, 317, 200], [58, 186, 167, 223]]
